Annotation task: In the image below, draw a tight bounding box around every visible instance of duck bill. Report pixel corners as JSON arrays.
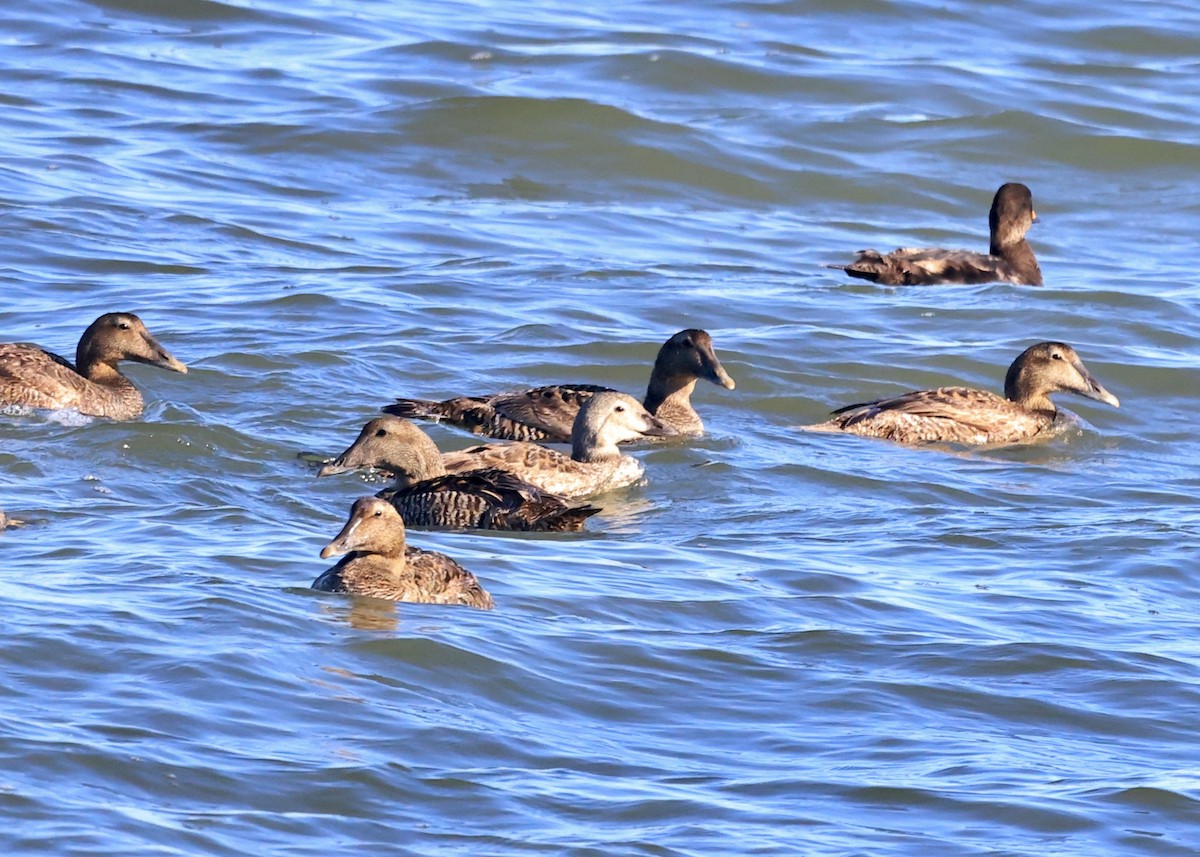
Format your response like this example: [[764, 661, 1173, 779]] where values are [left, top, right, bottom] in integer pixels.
[[640, 414, 680, 438], [316, 437, 372, 478], [139, 333, 188, 374], [1074, 361, 1120, 408], [701, 349, 736, 391], [319, 516, 363, 559]]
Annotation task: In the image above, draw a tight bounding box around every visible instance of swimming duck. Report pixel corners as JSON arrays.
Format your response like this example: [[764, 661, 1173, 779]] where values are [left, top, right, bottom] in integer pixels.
[[802, 342, 1119, 445], [313, 497, 494, 609], [384, 328, 735, 442], [829, 183, 1043, 286], [0, 312, 187, 420], [317, 416, 600, 531], [441, 391, 677, 499]]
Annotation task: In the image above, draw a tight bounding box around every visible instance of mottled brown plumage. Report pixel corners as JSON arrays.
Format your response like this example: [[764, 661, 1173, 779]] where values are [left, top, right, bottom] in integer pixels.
[[0, 313, 187, 420], [317, 416, 600, 531], [441, 391, 677, 499], [804, 342, 1119, 445], [829, 183, 1043, 286], [313, 497, 493, 609], [384, 329, 735, 441]]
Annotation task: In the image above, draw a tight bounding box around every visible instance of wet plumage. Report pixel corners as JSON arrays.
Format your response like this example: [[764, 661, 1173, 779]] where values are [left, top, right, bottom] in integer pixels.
[[441, 391, 677, 499], [384, 329, 735, 442], [0, 313, 187, 420], [829, 183, 1043, 286], [317, 416, 600, 531], [803, 342, 1119, 445], [313, 497, 493, 609]]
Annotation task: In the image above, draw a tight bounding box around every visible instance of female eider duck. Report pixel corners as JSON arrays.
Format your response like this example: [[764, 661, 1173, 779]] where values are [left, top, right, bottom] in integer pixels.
[[313, 497, 494, 609], [803, 342, 1119, 445], [317, 416, 600, 532], [384, 328, 735, 442], [440, 391, 677, 499], [830, 183, 1043, 286], [0, 313, 187, 420]]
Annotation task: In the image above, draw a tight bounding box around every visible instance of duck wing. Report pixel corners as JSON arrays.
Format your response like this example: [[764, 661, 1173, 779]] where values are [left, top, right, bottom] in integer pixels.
[[831, 387, 1042, 443], [0, 345, 88, 411], [833, 248, 1002, 286], [384, 384, 612, 442], [380, 468, 599, 532]]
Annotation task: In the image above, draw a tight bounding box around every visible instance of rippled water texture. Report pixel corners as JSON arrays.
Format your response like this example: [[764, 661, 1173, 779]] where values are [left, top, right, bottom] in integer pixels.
[[2, 0, 1199, 854]]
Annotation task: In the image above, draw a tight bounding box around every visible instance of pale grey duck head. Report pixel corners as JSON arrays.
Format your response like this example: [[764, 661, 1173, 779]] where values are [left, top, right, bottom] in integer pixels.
[[571, 390, 677, 461]]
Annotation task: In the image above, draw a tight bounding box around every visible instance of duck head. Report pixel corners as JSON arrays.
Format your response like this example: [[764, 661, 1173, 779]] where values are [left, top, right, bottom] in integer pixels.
[[320, 497, 406, 559], [76, 312, 187, 375], [989, 182, 1038, 252], [318, 416, 445, 487], [571, 390, 677, 461], [1004, 342, 1120, 412]]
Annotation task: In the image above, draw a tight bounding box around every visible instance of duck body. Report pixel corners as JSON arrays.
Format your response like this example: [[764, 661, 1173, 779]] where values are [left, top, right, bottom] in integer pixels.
[[0, 313, 187, 420], [314, 497, 493, 609], [317, 417, 599, 531], [441, 391, 677, 499], [830, 183, 1043, 287], [804, 342, 1119, 446], [384, 329, 735, 442]]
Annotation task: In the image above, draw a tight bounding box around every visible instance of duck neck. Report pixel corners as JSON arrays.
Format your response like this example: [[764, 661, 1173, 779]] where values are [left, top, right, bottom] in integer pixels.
[[571, 421, 621, 463], [643, 374, 698, 428], [72, 358, 143, 418], [389, 441, 448, 489], [1004, 373, 1056, 415], [991, 238, 1042, 283]]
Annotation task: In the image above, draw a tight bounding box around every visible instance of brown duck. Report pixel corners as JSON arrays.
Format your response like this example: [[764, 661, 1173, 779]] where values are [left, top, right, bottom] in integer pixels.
[[317, 416, 600, 531], [313, 497, 494, 609], [441, 391, 677, 499], [829, 183, 1043, 286], [384, 328, 735, 442], [0, 313, 187, 420], [803, 342, 1119, 445]]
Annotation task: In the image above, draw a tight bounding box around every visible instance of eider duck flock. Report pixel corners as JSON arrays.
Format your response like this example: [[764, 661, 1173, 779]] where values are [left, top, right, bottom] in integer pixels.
[[0, 182, 1121, 606]]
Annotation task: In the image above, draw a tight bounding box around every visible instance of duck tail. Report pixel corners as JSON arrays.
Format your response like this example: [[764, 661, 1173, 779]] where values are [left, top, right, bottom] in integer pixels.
[[382, 397, 447, 421]]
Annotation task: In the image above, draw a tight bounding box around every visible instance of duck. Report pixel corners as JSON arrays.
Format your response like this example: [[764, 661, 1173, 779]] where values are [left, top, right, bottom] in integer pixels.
[[802, 342, 1119, 445], [313, 497, 494, 609], [384, 328, 735, 442], [829, 183, 1043, 286], [440, 391, 677, 499], [0, 312, 187, 420], [316, 416, 600, 532]]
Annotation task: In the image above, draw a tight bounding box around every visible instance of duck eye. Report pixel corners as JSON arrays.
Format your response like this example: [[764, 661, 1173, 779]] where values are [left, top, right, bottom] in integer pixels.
[[373, 509, 382, 517], [1051, 352, 1063, 361], [118, 322, 130, 330], [375, 429, 387, 437], [615, 405, 625, 412], [682, 337, 693, 348]]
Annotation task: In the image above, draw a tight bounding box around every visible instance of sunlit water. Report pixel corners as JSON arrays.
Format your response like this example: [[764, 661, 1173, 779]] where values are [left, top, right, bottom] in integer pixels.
[[2, 1, 1199, 854]]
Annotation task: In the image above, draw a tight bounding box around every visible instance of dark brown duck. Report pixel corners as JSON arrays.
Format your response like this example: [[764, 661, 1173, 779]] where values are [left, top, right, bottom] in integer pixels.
[[317, 416, 600, 532], [313, 497, 494, 609], [0, 312, 187, 420], [830, 183, 1043, 286], [803, 342, 1119, 445], [384, 328, 735, 442]]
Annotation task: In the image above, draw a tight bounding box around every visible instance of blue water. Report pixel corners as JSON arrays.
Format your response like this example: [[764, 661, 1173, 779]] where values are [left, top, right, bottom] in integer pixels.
[[2, 1, 1199, 854]]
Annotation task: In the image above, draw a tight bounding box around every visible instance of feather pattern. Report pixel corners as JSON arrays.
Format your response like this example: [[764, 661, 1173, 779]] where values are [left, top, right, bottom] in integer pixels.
[[804, 342, 1119, 445], [829, 183, 1043, 286], [0, 313, 187, 420], [383, 329, 735, 442], [314, 498, 493, 609]]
